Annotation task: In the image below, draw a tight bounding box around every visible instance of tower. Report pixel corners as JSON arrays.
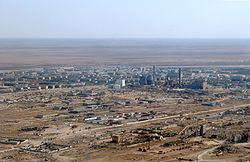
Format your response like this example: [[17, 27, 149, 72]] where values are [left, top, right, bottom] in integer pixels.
[[153, 65, 156, 85], [178, 68, 182, 87]]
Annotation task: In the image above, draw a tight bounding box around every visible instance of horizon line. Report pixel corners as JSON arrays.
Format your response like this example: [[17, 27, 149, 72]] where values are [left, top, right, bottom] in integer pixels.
[[1, 37, 250, 40]]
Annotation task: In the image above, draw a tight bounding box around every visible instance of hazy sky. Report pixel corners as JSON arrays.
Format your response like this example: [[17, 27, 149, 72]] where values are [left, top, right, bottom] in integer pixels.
[[0, 0, 250, 38]]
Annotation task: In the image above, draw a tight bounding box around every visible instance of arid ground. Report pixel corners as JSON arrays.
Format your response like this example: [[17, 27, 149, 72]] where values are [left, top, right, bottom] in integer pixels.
[[0, 39, 250, 70]]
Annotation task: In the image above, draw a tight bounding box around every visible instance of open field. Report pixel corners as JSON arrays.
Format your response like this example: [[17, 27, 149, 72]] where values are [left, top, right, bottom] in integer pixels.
[[0, 39, 250, 70]]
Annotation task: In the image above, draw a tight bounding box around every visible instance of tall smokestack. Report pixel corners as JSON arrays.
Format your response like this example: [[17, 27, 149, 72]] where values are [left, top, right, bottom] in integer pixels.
[[179, 68, 182, 87], [153, 65, 156, 85]]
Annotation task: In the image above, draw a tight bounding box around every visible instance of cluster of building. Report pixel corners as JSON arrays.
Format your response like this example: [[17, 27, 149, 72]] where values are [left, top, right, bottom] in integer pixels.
[[0, 66, 249, 93]]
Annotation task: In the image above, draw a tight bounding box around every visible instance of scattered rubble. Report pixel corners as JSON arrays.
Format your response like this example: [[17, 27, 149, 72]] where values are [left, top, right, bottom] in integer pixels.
[[22, 143, 71, 153]]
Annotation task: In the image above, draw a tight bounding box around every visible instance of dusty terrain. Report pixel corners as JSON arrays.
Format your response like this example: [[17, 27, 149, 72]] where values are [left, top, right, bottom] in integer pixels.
[[0, 39, 250, 70], [0, 86, 250, 162]]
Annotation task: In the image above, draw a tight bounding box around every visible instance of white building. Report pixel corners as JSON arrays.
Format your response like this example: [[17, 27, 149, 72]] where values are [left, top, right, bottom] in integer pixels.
[[115, 79, 126, 87]]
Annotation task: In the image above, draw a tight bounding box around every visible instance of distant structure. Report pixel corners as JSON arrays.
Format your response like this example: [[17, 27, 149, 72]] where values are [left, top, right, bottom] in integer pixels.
[[153, 65, 156, 85], [146, 75, 154, 85], [191, 80, 208, 90], [139, 75, 147, 86], [139, 75, 154, 86], [178, 68, 182, 87], [141, 67, 145, 74], [244, 81, 247, 89], [115, 79, 126, 87], [231, 75, 246, 82], [200, 125, 206, 136], [216, 74, 220, 85], [112, 135, 121, 143]]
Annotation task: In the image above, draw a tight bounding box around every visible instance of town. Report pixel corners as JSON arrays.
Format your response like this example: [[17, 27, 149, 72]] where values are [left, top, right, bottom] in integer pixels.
[[0, 65, 250, 161]]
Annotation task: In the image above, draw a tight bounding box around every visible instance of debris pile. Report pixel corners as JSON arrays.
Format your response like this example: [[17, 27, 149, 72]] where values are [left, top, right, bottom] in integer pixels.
[[22, 143, 70, 153], [213, 144, 239, 155]]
